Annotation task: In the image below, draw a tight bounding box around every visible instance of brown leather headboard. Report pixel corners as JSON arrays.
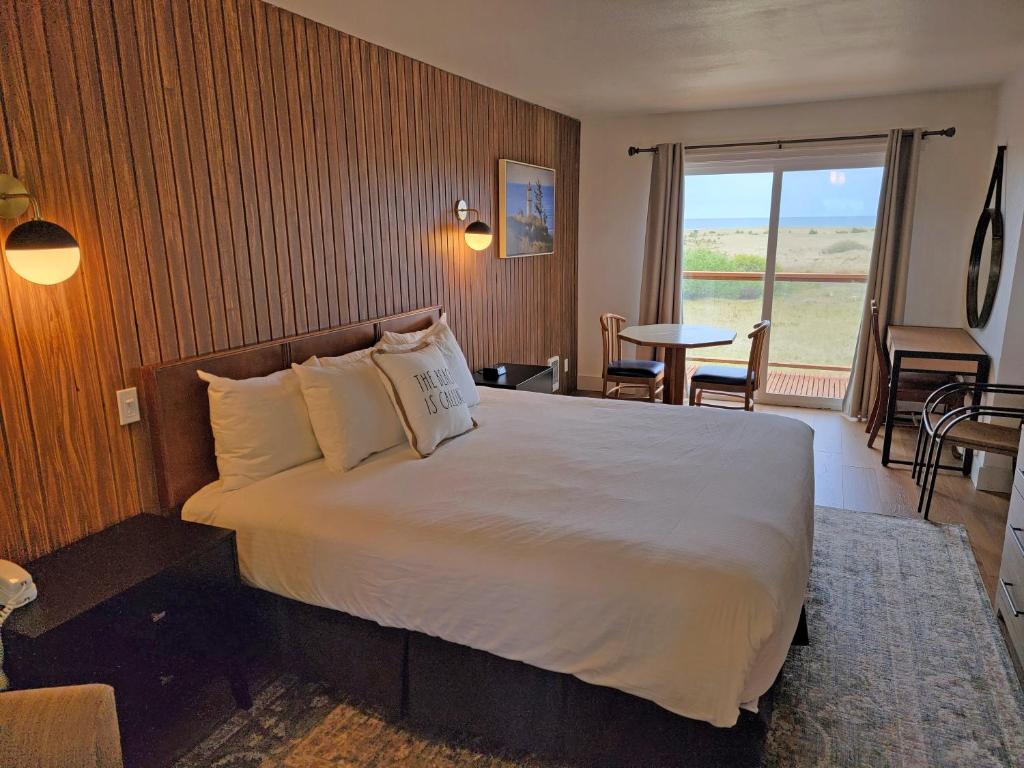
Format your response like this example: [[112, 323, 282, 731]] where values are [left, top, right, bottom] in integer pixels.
[[140, 306, 442, 513]]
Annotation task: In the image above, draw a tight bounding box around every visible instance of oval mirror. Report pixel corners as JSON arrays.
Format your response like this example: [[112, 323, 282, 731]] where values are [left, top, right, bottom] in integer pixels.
[[967, 146, 1006, 328]]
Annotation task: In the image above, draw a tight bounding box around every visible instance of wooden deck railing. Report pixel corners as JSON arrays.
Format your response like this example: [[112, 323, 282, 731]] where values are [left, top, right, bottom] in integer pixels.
[[683, 270, 868, 283], [690, 355, 851, 372], [682, 269, 863, 374]]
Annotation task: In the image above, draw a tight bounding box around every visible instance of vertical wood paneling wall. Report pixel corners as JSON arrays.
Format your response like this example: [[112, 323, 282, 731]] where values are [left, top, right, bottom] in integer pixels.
[[0, 0, 580, 563]]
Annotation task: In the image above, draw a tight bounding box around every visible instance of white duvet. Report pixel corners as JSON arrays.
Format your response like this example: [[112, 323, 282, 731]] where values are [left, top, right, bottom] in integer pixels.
[[184, 388, 814, 727]]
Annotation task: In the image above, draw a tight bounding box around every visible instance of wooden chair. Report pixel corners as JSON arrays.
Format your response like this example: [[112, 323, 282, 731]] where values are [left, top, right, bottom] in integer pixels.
[[688, 321, 769, 411], [911, 382, 1024, 519], [864, 299, 953, 448], [600, 313, 664, 402]]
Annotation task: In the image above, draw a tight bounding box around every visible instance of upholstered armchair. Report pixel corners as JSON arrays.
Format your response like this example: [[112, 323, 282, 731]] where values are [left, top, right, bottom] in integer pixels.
[[0, 684, 123, 768]]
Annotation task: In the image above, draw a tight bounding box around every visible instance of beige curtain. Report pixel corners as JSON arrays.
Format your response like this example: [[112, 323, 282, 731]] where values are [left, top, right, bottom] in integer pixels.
[[639, 143, 685, 338], [843, 128, 923, 418]]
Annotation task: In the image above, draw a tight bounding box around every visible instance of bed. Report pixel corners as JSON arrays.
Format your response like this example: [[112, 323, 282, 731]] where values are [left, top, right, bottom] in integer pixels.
[[141, 306, 815, 767]]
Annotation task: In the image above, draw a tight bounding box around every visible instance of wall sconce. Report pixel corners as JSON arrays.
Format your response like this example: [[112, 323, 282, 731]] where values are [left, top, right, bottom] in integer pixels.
[[454, 200, 492, 251], [0, 174, 81, 285]]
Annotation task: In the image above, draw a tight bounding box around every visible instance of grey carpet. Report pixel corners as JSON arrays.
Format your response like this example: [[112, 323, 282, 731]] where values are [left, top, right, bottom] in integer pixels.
[[765, 506, 1024, 766], [177, 506, 1024, 767]]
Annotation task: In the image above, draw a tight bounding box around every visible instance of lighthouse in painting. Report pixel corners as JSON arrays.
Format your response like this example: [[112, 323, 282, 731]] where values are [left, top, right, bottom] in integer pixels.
[[501, 160, 555, 258]]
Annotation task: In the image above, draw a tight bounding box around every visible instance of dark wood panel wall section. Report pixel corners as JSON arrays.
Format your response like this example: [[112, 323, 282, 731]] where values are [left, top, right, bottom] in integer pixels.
[[0, 0, 580, 562]]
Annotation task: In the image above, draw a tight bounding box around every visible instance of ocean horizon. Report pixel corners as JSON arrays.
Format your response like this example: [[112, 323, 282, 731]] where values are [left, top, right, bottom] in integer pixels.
[[685, 215, 876, 229]]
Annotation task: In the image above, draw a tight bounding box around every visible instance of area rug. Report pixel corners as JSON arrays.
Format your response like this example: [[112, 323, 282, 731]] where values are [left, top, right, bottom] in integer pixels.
[[175, 506, 1024, 767]]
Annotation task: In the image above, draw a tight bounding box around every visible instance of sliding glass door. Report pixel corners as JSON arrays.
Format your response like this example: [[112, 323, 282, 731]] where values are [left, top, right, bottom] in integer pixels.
[[764, 168, 882, 403], [683, 151, 884, 408]]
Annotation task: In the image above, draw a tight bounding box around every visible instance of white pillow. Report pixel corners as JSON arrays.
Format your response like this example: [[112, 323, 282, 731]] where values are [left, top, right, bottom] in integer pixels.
[[292, 356, 406, 471], [379, 314, 480, 407], [197, 368, 322, 490], [371, 341, 476, 458], [317, 347, 373, 368]]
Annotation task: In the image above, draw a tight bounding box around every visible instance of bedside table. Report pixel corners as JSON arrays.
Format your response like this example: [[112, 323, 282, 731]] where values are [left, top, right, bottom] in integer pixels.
[[473, 363, 555, 393], [5, 514, 251, 766]]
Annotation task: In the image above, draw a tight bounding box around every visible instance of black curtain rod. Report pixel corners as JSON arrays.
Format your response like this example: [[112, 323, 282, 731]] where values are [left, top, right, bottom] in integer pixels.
[[627, 126, 956, 156]]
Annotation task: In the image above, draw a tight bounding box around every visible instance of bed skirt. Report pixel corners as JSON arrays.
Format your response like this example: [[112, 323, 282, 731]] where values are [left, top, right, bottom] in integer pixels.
[[246, 587, 786, 768]]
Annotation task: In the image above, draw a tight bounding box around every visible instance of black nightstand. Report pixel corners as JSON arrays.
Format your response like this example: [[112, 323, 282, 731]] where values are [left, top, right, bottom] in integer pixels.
[[5, 514, 251, 767], [473, 363, 555, 393]]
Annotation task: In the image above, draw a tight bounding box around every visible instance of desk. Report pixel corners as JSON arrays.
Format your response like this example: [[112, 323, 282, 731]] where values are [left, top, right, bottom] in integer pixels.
[[618, 324, 736, 405], [882, 325, 990, 467]]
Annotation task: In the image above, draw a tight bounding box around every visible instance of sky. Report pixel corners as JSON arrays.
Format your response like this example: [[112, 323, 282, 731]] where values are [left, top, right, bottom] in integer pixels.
[[683, 167, 884, 221]]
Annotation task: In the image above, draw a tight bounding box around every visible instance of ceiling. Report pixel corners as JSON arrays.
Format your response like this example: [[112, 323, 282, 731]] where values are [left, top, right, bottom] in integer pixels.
[[269, 0, 1024, 117]]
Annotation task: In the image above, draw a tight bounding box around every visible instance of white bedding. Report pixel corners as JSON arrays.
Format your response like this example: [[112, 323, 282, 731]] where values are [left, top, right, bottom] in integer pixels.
[[183, 387, 814, 727]]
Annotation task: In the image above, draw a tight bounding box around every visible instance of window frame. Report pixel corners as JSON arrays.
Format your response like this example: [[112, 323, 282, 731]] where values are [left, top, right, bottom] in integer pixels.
[[682, 143, 887, 408]]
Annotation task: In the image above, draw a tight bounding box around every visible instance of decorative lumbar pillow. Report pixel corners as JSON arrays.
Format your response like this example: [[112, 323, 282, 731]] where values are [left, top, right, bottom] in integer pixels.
[[197, 368, 322, 490], [371, 340, 476, 458], [292, 356, 406, 471], [379, 314, 480, 407]]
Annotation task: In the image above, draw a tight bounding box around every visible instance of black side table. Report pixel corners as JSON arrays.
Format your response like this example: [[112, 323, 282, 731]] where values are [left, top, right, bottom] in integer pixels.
[[473, 363, 554, 393], [5, 513, 251, 766]]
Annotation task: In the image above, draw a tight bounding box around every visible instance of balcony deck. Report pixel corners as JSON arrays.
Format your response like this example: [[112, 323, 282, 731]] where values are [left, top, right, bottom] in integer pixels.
[[685, 363, 849, 401]]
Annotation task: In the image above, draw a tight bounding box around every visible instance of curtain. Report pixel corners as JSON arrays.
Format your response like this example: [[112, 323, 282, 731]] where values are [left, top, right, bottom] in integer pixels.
[[638, 143, 685, 358], [843, 128, 923, 418]]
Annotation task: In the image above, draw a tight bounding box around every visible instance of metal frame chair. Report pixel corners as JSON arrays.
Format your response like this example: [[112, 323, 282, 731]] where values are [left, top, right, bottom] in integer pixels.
[[911, 381, 1024, 519]]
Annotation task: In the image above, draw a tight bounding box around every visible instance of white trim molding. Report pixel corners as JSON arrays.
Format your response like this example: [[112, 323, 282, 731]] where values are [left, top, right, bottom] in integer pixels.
[[972, 453, 1014, 493]]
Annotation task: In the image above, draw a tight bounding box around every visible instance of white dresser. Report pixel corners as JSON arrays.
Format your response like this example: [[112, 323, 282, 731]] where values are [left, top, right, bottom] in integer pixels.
[[996, 430, 1024, 662]]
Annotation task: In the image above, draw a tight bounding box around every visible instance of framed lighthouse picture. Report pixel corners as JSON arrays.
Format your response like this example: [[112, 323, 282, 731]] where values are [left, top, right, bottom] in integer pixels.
[[498, 159, 556, 258]]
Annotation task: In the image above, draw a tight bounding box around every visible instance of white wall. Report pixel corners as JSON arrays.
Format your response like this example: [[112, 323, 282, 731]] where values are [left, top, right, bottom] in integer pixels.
[[968, 68, 1024, 490], [577, 87, 999, 389], [975, 67, 1024, 384]]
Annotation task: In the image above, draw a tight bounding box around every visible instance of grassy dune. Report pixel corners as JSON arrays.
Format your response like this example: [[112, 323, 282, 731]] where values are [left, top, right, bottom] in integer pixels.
[[686, 226, 874, 273], [682, 226, 871, 369]]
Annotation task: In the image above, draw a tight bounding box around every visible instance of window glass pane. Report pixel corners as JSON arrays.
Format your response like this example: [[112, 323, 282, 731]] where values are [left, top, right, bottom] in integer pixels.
[[775, 167, 882, 274], [682, 173, 772, 363], [769, 281, 867, 368], [682, 279, 764, 364], [766, 167, 883, 400]]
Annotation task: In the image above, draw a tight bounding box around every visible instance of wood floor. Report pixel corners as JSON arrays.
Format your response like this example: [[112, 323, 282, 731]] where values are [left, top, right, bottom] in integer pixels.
[[759, 404, 1009, 601]]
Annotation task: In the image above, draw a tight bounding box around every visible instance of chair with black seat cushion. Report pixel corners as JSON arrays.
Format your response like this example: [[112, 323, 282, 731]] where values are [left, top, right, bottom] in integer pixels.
[[688, 321, 769, 411], [600, 313, 664, 402]]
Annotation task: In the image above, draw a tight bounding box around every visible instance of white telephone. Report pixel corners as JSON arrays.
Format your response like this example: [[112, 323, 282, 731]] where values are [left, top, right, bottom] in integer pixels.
[[0, 560, 36, 691], [1, 560, 36, 609]]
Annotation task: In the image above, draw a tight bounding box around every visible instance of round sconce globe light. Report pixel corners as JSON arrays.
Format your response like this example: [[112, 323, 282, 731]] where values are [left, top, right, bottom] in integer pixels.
[[464, 220, 492, 252], [5, 219, 81, 285]]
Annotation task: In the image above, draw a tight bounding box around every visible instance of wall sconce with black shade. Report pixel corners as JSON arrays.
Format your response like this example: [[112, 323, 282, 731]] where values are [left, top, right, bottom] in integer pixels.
[[454, 200, 492, 252], [0, 174, 81, 285]]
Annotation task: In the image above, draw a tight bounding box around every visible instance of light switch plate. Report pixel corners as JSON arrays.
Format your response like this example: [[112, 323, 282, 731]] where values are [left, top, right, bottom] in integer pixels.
[[547, 355, 560, 392], [116, 387, 141, 426]]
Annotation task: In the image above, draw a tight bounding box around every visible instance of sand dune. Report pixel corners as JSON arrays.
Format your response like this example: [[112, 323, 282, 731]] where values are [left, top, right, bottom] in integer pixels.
[[685, 226, 874, 273]]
